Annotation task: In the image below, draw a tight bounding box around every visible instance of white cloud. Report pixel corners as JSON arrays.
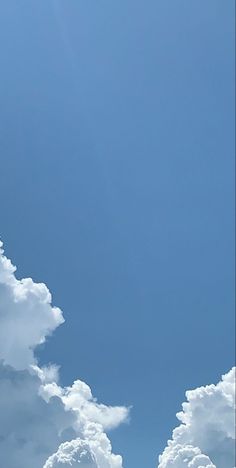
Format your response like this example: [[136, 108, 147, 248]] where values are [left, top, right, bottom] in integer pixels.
[[0, 241, 128, 467], [44, 439, 98, 467], [44, 431, 123, 468], [0, 240, 235, 468], [0, 362, 77, 468], [41, 378, 129, 432], [158, 368, 236, 468], [0, 241, 64, 370]]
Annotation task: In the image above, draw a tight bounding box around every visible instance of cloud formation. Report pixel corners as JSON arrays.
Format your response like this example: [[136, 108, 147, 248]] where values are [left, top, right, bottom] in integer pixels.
[[0, 240, 235, 468], [44, 439, 98, 467], [44, 433, 123, 468], [158, 367, 235, 468], [0, 241, 64, 370], [0, 241, 128, 467], [0, 363, 76, 468]]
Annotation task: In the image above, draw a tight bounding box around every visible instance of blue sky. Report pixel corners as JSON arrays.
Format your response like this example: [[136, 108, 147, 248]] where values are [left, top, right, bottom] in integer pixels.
[[0, 1, 235, 467]]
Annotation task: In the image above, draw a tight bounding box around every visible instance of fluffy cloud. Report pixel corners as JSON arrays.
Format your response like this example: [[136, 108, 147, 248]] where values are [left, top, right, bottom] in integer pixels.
[[44, 439, 98, 467], [158, 368, 235, 468], [41, 378, 129, 431], [44, 432, 123, 468], [1, 240, 235, 468], [0, 241, 128, 467], [0, 363, 76, 468], [0, 241, 64, 370]]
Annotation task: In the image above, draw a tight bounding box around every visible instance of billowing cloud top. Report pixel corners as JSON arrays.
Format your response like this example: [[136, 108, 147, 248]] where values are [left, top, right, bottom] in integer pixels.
[[0, 241, 128, 467], [0, 241, 64, 370], [158, 367, 236, 468]]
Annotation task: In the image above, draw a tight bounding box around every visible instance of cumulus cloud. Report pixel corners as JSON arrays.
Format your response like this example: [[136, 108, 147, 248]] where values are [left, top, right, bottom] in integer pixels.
[[44, 439, 98, 467], [0, 241, 64, 370], [158, 368, 236, 468], [0, 241, 128, 467], [1, 240, 235, 468], [41, 378, 129, 431], [44, 432, 123, 468], [0, 363, 76, 468]]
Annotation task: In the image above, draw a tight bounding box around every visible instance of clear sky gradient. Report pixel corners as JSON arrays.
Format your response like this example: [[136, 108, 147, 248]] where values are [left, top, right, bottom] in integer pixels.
[[0, 1, 235, 467]]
